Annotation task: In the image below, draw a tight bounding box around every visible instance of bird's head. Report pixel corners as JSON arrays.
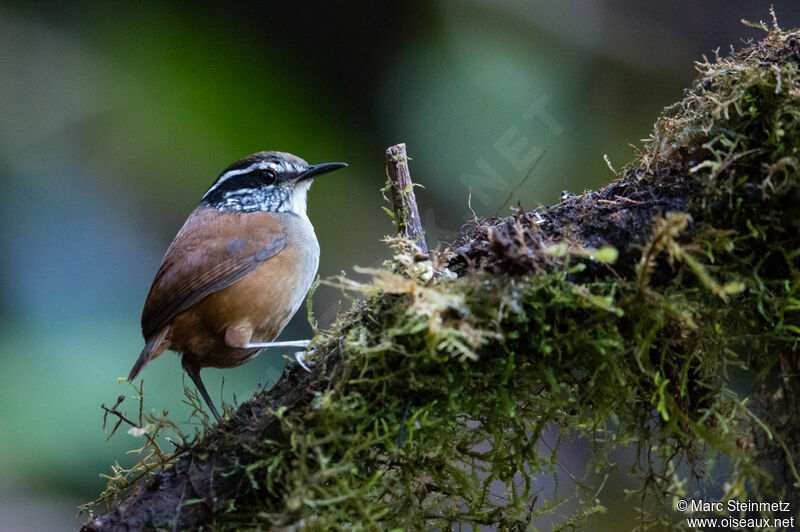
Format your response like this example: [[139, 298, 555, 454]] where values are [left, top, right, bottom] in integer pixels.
[[201, 151, 347, 216]]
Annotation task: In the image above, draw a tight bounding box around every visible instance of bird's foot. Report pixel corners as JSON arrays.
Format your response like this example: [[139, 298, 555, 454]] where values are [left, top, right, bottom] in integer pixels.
[[294, 349, 315, 373]]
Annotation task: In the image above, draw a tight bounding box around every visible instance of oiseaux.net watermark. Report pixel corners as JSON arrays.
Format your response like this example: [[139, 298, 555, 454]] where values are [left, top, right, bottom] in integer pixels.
[[677, 498, 795, 529]]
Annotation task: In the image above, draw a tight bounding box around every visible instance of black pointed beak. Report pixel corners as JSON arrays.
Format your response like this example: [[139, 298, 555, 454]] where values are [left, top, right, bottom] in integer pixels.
[[299, 162, 348, 181]]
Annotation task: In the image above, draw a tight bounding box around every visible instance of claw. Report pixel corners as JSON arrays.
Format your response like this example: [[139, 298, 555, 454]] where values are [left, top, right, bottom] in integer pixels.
[[294, 349, 314, 372]]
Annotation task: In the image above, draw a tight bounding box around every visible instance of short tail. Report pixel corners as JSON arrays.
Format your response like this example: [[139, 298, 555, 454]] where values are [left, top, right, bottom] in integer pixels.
[[128, 328, 168, 381]]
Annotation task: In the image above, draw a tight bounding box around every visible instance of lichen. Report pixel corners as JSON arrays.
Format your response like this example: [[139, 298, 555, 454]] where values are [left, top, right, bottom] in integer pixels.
[[84, 17, 800, 531]]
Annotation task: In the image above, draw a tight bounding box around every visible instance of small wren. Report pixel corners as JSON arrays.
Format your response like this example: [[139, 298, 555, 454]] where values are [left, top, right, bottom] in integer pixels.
[[128, 151, 347, 423]]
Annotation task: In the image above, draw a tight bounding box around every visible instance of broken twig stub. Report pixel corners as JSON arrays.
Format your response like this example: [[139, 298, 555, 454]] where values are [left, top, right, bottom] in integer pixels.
[[386, 143, 428, 253]]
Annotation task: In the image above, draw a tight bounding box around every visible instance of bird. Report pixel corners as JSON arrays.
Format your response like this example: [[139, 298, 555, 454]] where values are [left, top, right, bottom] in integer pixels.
[[127, 151, 348, 423]]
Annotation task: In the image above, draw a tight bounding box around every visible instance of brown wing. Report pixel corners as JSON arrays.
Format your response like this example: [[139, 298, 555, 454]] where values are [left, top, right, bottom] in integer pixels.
[[141, 208, 287, 339]]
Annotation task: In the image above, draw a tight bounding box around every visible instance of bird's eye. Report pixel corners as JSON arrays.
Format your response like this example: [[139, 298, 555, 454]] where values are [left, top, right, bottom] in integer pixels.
[[258, 168, 277, 185]]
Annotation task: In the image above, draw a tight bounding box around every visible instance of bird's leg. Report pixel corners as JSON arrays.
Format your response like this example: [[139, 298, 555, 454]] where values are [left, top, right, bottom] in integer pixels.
[[244, 340, 315, 372], [244, 340, 311, 349], [227, 326, 312, 355], [183, 363, 222, 424]]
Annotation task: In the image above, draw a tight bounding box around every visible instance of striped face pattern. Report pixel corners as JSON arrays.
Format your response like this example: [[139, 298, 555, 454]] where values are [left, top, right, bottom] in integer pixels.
[[201, 152, 313, 215]]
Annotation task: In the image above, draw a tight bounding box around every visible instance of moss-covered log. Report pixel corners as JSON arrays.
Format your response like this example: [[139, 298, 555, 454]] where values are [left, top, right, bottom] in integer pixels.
[[83, 22, 800, 530]]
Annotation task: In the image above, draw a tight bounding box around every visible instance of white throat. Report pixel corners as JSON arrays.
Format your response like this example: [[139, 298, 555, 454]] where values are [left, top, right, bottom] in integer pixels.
[[287, 179, 312, 218]]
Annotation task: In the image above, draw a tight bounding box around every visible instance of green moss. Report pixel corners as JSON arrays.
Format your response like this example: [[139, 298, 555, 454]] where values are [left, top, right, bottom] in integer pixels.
[[86, 19, 800, 530]]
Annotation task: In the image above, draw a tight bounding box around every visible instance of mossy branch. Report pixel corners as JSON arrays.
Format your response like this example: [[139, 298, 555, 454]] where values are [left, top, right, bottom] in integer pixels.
[[385, 142, 428, 254], [83, 23, 800, 531]]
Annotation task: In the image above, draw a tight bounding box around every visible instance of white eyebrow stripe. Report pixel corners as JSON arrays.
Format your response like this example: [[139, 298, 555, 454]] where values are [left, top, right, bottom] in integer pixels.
[[202, 161, 278, 198]]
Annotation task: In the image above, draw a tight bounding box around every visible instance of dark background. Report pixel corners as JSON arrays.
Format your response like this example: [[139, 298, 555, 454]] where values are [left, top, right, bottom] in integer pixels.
[[0, 1, 796, 528]]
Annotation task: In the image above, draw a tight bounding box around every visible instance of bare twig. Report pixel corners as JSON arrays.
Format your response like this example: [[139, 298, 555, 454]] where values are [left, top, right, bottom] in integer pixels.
[[101, 395, 126, 429], [386, 143, 428, 253], [498, 145, 548, 215], [100, 383, 167, 461], [102, 395, 137, 440]]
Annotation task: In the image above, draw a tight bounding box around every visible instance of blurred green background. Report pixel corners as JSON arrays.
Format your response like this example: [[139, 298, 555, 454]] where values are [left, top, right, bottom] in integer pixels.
[[0, 1, 796, 529]]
